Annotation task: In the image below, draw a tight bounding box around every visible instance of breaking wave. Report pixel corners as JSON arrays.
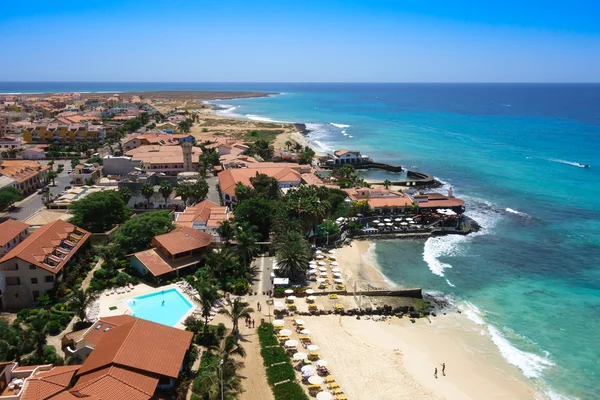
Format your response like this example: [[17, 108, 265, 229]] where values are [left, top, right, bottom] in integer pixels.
[[330, 122, 350, 128]]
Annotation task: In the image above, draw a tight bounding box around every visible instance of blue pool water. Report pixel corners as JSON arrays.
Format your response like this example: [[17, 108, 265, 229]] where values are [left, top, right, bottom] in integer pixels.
[[126, 288, 193, 326]]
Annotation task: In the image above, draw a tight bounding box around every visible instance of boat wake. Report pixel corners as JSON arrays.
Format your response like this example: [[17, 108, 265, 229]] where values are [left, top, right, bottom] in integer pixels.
[[539, 157, 589, 168], [330, 122, 350, 128]]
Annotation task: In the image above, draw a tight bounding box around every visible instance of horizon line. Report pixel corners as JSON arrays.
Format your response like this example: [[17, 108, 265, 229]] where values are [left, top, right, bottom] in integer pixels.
[[1, 81, 600, 85]]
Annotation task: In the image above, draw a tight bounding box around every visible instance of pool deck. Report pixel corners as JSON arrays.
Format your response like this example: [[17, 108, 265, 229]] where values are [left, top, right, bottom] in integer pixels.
[[95, 283, 198, 329]]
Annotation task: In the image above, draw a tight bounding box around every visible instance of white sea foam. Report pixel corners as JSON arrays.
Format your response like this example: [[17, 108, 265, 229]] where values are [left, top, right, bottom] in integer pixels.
[[312, 140, 334, 153], [348, 135, 354, 138], [461, 302, 554, 380], [246, 113, 276, 122], [330, 123, 350, 128], [423, 235, 465, 277], [341, 130, 346, 134], [505, 207, 530, 218]]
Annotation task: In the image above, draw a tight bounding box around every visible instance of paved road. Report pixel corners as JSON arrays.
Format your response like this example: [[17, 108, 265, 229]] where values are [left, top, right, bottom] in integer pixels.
[[3, 164, 72, 221], [205, 174, 220, 204], [252, 256, 274, 295]]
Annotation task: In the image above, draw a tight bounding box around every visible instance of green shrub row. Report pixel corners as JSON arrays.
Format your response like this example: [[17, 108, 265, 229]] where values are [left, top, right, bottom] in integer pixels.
[[257, 323, 309, 400]]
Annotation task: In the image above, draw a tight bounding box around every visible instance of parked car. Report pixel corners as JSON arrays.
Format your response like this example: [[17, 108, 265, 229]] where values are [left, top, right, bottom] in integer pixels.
[[64, 185, 72, 190]]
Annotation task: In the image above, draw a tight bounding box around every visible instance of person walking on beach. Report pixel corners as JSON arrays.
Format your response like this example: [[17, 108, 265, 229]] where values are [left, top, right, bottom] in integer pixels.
[[252, 319, 255, 328], [434, 367, 438, 379], [442, 362, 446, 376]]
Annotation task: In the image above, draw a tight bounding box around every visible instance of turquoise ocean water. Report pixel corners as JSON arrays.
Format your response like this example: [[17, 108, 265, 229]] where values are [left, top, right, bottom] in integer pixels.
[[2, 82, 599, 399]]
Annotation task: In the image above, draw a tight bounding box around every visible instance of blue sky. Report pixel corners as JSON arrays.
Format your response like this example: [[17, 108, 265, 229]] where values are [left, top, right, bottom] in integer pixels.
[[1, 0, 599, 82]]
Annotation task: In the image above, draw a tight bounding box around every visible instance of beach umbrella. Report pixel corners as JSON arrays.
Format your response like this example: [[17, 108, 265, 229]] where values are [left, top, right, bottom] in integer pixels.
[[401, 222, 408, 226], [378, 223, 385, 227], [410, 220, 416, 224], [285, 340, 299, 347], [316, 392, 333, 400], [333, 272, 342, 278], [386, 222, 393, 226], [317, 261, 326, 266], [295, 319, 306, 326], [287, 295, 297, 301], [301, 365, 316, 376], [308, 269, 318, 274], [316, 255, 324, 259], [309, 260, 317, 264], [308, 375, 324, 385], [305, 289, 314, 295], [316, 278, 326, 283], [300, 328, 311, 335], [284, 289, 294, 294], [384, 218, 391, 222], [293, 352, 308, 360], [329, 255, 337, 260], [279, 329, 292, 336], [328, 250, 336, 254], [373, 220, 380, 224], [330, 261, 338, 266], [274, 301, 285, 309], [319, 272, 328, 278], [315, 250, 322, 254], [307, 295, 317, 301], [395, 218, 402, 221], [307, 344, 318, 351], [334, 278, 343, 284], [316, 360, 328, 367], [331, 268, 341, 273], [273, 319, 285, 326], [406, 218, 413, 221], [319, 267, 327, 272]]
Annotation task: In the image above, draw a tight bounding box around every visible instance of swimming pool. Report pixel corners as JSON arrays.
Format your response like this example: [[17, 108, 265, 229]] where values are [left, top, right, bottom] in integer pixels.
[[126, 288, 193, 326]]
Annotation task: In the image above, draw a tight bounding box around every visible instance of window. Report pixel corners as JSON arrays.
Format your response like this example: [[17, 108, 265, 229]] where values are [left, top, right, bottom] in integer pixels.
[[14, 263, 18, 270], [95, 324, 103, 330], [44, 276, 53, 283], [32, 290, 40, 299], [29, 264, 36, 270], [104, 326, 111, 332], [31, 278, 38, 284]]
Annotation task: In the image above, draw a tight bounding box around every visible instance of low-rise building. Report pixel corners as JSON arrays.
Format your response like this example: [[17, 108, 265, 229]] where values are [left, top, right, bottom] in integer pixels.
[[20, 146, 46, 160], [327, 149, 372, 166], [345, 187, 413, 213], [217, 166, 301, 206], [175, 200, 232, 243], [72, 164, 103, 186], [0, 175, 18, 190], [6, 121, 33, 135], [122, 132, 194, 151], [0, 160, 49, 195], [0, 136, 24, 151], [0, 219, 29, 257], [102, 154, 143, 176], [0, 112, 31, 136], [22, 121, 106, 144], [0, 220, 91, 310], [125, 144, 202, 176], [0, 362, 81, 399], [130, 227, 213, 279]]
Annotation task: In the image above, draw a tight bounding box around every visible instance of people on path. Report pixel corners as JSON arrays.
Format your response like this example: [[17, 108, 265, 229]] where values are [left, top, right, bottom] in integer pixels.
[[442, 362, 446, 376], [252, 319, 255, 328], [434, 367, 438, 379]]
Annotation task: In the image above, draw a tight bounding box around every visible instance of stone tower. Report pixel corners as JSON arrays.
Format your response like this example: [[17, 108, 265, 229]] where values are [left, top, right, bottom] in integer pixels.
[[182, 142, 193, 172]]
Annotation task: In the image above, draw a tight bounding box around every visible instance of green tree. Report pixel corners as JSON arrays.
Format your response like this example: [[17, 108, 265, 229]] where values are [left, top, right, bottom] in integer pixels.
[[158, 181, 173, 206], [26, 311, 51, 360], [70, 190, 131, 232], [48, 160, 55, 170], [218, 298, 254, 335], [249, 172, 280, 200], [47, 170, 58, 186], [178, 119, 193, 133], [204, 248, 241, 290], [234, 222, 260, 270], [56, 164, 64, 174], [140, 183, 155, 206], [0, 319, 33, 363], [69, 288, 99, 322], [190, 179, 209, 203], [383, 179, 392, 189], [118, 186, 133, 205], [177, 183, 191, 206], [232, 197, 274, 240], [331, 164, 368, 188], [195, 281, 220, 333], [284, 140, 293, 150], [246, 139, 273, 161], [233, 183, 252, 203], [0, 187, 22, 210], [411, 201, 419, 214], [299, 146, 315, 164], [113, 211, 173, 253], [70, 158, 80, 169], [274, 230, 311, 281], [217, 220, 235, 246]]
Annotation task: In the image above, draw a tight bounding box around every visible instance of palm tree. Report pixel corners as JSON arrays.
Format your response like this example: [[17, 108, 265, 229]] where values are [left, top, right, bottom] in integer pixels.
[[47, 170, 58, 186], [140, 183, 155, 206], [383, 179, 392, 189], [275, 230, 311, 281], [204, 248, 240, 290], [69, 288, 99, 322], [284, 140, 293, 150], [190, 179, 209, 203], [234, 222, 260, 270], [218, 298, 254, 335], [195, 281, 219, 333], [217, 220, 235, 246], [26, 311, 51, 359], [118, 186, 133, 205], [210, 335, 246, 370], [177, 183, 191, 206], [159, 181, 173, 206]]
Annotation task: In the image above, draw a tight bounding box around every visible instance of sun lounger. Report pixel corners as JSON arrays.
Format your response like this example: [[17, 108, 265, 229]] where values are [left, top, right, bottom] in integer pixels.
[[329, 382, 340, 389], [299, 336, 311, 342], [325, 377, 336, 383], [329, 294, 338, 299], [333, 388, 344, 395], [309, 352, 319, 360], [336, 395, 348, 400]]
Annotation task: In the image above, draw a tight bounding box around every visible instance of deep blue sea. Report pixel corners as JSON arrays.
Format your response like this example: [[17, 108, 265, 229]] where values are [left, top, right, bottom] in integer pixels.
[[2, 82, 599, 399]]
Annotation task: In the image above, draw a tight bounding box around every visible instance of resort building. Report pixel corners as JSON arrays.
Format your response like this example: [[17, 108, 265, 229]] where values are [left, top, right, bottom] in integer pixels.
[[412, 192, 465, 214], [0, 136, 24, 151], [0, 160, 49, 195], [20, 146, 46, 160], [22, 121, 106, 144], [122, 132, 194, 151], [0, 362, 81, 399], [0, 219, 29, 257], [0, 220, 91, 310], [0, 176, 18, 190], [345, 187, 414, 213], [175, 200, 232, 243], [327, 149, 371, 166], [130, 226, 213, 279], [205, 138, 249, 157], [102, 154, 143, 176], [5, 121, 33, 136], [217, 166, 301, 206], [71, 164, 103, 186], [125, 144, 202, 176], [0, 112, 32, 137]]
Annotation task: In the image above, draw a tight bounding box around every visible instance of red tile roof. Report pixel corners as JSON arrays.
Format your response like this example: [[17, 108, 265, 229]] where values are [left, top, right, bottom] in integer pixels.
[[0, 219, 28, 247], [76, 317, 192, 379], [20, 365, 81, 400], [152, 226, 213, 255], [82, 315, 136, 348], [71, 365, 158, 400], [217, 166, 301, 197], [0, 220, 91, 274], [175, 200, 230, 229]]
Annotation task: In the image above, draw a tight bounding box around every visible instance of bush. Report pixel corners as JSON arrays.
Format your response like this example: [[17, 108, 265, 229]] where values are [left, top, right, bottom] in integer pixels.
[[272, 382, 309, 400], [46, 320, 62, 335], [261, 346, 288, 366], [232, 278, 250, 296], [216, 323, 226, 338]]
